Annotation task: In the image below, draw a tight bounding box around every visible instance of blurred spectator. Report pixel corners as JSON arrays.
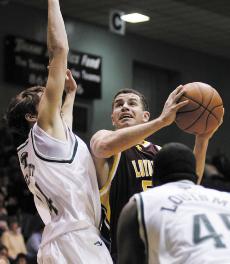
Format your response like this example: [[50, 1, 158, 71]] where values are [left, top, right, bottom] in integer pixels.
[[1, 217, 27, 260], [0, 245, 8, 259], [0, 257, 9, 264], [202, 153, 230, 192], [26, 221, 43, 262], [0, 245, 10, 264], [0, 222, 8, 239], [0, 193, 7, 217], [0, 170, 8, 198], [0, 193, 8, 238], [212, 153, 230, 179], [14, 253, 27, 264]]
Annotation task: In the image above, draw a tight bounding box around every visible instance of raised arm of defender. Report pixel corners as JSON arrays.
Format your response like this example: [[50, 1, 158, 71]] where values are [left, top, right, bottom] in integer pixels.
[[61, 70, 78, 130], [37, 0, 69, 140]]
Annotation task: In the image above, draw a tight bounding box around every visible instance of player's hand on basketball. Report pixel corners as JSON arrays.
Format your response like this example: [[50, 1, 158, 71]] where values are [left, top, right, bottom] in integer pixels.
[[197, 108, 224, 140], [65, 69, 78, 94], [160, 85, 189, 126]]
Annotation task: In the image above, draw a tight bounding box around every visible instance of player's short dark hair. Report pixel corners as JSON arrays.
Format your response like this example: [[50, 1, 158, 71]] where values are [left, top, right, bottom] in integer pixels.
[[154, 142, 198, 185], [112, 88, 149, 111], [6, 86, 44, 140]]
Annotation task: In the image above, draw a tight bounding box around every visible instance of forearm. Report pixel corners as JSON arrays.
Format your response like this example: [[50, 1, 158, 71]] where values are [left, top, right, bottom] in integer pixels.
[[47, 0, 68, 54], [193, 136, 209, 184], [61, 92, 76, 129], [37, 0, 68, 135], [41, 0, 68, 112], [91, 117, 168, 158]]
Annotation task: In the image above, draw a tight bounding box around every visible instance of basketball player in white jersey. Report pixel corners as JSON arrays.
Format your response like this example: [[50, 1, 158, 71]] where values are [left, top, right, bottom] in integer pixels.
[[6, 0, 112, 263], [117, 142, 230, 264]]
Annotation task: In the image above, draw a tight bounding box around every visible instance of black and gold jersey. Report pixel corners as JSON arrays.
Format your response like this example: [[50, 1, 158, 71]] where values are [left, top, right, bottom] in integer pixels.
[[100, 141, 160, 258]]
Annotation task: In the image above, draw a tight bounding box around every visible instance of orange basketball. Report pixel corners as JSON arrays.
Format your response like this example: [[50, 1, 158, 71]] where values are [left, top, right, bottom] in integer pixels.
[[175, 82, 224, 135]]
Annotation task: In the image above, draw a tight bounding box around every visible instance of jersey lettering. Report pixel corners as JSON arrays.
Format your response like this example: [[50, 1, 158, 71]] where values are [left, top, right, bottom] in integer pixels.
[[132, 159, 154, 178], [20, 152, 35, 185], [35, 183, 58, 215], [20, 151, 58, 216], [219, 214, 230, 230], [20, 152, 28, 169], [193, 214, 226, 248], [142, 180, 152, 191]]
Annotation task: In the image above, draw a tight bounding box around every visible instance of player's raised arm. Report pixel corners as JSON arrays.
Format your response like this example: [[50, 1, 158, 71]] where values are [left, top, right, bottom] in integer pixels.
[[37, 0, 69, 140], [61, 70, 78, 130], [194, 112, 224, 184]]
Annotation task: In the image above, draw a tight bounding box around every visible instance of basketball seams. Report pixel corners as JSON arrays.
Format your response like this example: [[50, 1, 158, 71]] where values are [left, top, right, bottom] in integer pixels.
[[177, 83, 202, 113], [176, 82, 223, 134], [209, 104, 223, 121], [182, 107, 207, 133], [177, 86, 219, 116]]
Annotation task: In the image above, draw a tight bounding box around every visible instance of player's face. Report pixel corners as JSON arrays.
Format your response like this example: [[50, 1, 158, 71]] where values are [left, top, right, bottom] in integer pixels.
[[111, 93, 150, 129]]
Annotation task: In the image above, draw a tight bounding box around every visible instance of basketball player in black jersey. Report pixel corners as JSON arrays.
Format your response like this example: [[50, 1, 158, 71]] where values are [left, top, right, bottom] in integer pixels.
[[90, 87, 221, 261]]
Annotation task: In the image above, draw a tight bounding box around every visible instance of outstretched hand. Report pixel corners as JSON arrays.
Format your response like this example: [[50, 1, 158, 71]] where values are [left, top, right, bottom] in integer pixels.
[[159, 85, 189, 126], [196, 108, 224, 140], [65, 69, 78, 94]]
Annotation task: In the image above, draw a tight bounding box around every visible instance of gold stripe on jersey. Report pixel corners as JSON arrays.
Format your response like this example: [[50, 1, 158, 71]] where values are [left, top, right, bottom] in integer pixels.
[[100, 152, 121, 223]]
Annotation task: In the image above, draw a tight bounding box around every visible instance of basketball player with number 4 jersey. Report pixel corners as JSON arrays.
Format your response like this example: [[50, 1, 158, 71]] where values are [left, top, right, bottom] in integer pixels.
[[6, 1, 112, 263], [91, 88, 221, 261], [117, 143, 230, 264]]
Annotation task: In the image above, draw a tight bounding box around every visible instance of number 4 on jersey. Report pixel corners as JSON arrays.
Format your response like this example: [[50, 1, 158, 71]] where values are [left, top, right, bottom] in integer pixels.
[[193, 213, 230, 248]]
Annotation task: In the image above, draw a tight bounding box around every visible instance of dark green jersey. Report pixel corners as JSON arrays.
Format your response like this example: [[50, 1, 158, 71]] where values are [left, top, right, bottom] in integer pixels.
[[100, 141, 160, 259]]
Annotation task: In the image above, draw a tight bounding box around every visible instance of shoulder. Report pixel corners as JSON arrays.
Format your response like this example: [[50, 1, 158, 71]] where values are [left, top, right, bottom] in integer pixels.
[[90, 129, 114, 142], [140, 185, 169, 201], [142, 141, 161, 151]]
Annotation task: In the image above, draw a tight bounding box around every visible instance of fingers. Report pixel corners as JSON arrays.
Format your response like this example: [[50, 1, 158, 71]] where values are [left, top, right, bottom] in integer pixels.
[[174, 89, 185, 102], [175, 99, 189, 110], [66, 69, 75, 82], [65, 69, 77, 93], [66, 69, 75, 81], [65, 69, 71, 80], [217, 107, 224, 126], [169, 85, 185, 103], [221, 107, 225, 119], [171, 85, 183, 95]]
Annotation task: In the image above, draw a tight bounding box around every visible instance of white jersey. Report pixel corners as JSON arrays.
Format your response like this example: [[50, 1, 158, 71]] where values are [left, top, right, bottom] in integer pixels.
[[17, 123, 101, 247], [135, 180, 230, 264]]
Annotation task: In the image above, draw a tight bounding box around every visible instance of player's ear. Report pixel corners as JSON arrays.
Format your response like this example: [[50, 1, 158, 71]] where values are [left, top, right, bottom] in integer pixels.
[[25, 113, 37, 123], [143, 111, 150, 122]]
